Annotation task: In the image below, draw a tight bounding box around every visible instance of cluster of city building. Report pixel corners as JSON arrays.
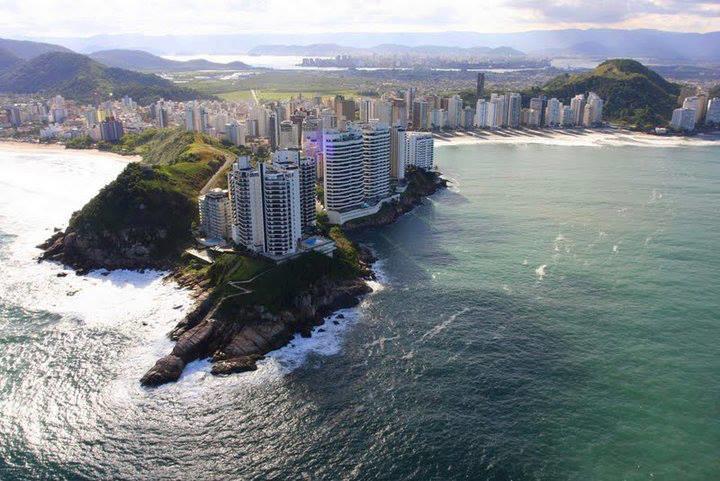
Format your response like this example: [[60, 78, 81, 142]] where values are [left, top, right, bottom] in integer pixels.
[[0, 94, 145, 141], [197, 103, 436, 261], [669, 94, 720, 132]]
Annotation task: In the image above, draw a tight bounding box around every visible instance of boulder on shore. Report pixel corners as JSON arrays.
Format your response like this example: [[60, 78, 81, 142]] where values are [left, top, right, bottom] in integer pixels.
[[211, 354, 265, 376], [140, 355, 185, 386]]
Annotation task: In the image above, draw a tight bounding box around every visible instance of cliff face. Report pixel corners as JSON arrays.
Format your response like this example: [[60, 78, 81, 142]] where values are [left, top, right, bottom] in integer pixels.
[[140, 275, 372, 386]]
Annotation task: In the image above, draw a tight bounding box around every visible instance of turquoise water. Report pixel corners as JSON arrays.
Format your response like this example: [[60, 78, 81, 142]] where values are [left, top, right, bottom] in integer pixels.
[[0, 142, 719, 480]]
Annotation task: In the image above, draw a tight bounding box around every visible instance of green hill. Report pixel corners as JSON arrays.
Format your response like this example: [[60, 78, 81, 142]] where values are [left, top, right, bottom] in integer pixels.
[[525, 59, 682, 128], [89, 49, 253, 72], [0, 47, 21, 72], [41, 129, 243, 271], [0, 51, 208, 104], [0, 37, 71, 59]]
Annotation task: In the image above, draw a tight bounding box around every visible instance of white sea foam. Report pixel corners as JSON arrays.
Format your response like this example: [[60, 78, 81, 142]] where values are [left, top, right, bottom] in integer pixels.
[[433, 129, 720, 149], [421, 306, 471, 341], [535, 264, 548, 279]]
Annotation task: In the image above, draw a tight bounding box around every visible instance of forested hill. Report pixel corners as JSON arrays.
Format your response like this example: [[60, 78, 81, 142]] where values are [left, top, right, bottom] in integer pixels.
[[524, 59, 682, 129], [0, 51, 208, 104]]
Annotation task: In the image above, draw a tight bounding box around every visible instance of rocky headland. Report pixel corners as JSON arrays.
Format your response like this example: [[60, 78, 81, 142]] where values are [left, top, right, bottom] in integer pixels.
[[37, 133, 447, 386]]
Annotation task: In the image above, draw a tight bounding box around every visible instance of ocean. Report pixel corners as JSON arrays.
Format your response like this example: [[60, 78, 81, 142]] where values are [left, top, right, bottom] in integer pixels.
[[0, 140, 718, 480]]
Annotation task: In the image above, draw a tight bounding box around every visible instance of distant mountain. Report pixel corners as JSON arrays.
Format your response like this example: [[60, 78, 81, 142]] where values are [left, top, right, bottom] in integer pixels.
[[0, 37, 72, 60], [35, 29, 720, 62], [0, 47, 22, 72], [0, 51, 207, 104], [248, 43, 526, 57], [525, 59, 681, 128], [89, 49, 253, 72]]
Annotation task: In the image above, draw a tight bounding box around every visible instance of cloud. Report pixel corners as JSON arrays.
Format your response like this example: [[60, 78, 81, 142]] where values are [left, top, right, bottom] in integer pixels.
[[0, 0, 718, 38], [509, 0, 720, 24]]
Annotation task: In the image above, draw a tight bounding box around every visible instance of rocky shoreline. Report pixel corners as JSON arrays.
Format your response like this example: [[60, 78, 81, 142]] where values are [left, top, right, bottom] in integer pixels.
[[141, 262, 375, 386], [39, 168, 447, 386]]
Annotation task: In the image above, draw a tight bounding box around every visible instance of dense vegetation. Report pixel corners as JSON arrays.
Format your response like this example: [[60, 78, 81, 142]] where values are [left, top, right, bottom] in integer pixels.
[[0, 52, 208, 104], [523, 59, 682, 129], [63, 129, 235, 265], [0, 47, 22, 72]]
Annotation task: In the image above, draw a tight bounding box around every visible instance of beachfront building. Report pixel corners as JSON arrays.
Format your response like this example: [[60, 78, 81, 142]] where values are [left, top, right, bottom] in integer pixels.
[[570, 94, 586, 126], [670, 107, 696, 131], [560, 105, 575, 127], [706, 98, 720, 125], [323, 126, 365, 222], [406, 131, 434, 171], [198, 188, 232, 241], [474, 99, 488, 128], [390, 125, 407, 180], [545, 98, 561, 127], [507, 93, 522, 128], [583, 92, 604, 127], [362, 121, 392, 203]]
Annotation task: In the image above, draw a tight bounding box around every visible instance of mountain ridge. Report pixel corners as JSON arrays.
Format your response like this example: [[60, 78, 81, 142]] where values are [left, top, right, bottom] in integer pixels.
[[88, 49, 254, 72]]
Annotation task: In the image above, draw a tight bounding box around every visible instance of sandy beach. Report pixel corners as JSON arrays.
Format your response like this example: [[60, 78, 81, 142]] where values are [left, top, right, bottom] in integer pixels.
[[0, 140, 141, 162], [433, 127, 720, 148]]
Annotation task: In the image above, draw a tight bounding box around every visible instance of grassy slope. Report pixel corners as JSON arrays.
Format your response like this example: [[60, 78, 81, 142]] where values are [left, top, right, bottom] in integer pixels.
[[525, 59, 682, 129]]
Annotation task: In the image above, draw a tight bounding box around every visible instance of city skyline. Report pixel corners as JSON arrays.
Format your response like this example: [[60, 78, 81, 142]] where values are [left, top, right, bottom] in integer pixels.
[[1, 0, 719, 38]]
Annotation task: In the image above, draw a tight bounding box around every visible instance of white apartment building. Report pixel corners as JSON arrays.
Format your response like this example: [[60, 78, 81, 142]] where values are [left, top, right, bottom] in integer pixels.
[[706, 97, 720, 125], [474, 99, 489, 128], [545, 98, 561, 127], [570, 94, 586, 126], [198, 189, 232, 241], [447, 95, 464, 129], [406, 132, 434, 171], [272, 149, 317, 233], [259, 163, 302, 257], [682, 96, 703, 124], [323, 126, 364, 215], [670, 107, 696, 131], [583, 92, 604, 126], [227, 156, 265, 251], [362, 121, 392, 202], [560, 105, 575, 127]]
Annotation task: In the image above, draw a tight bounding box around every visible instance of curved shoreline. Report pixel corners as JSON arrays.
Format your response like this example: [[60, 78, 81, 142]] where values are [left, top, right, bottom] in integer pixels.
[[432, 127, 720, 148]]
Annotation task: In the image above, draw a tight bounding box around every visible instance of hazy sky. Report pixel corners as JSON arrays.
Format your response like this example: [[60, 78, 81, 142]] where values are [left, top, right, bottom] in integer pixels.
[[1, 0, 719, 37]]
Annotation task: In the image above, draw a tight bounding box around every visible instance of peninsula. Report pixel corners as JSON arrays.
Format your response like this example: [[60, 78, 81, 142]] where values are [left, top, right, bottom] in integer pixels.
[[37, 127, 446, 386]]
